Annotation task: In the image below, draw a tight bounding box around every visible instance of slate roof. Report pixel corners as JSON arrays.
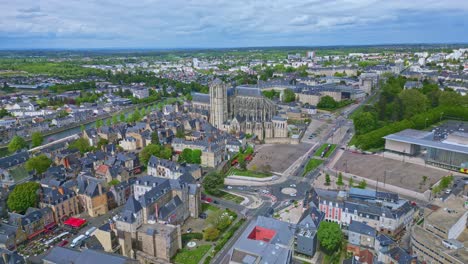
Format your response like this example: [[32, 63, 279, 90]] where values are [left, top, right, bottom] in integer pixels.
[[158, 195, 183, 220], [349, 221, 377, 237], [40, 186, 76, 206], [0, 151, 29, 169], [0, 248, 25, 264], [43, 247, 136, 264], [123, 195, 142, 214], [387, 247, 415, 264]]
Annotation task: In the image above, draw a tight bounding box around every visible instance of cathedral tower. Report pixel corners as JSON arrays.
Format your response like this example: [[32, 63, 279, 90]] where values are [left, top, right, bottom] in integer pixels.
[[209, 79, 228, 129]]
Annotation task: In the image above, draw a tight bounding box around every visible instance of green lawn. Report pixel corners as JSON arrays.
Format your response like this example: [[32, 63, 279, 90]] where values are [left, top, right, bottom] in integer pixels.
[[228, 168, 272, 178], [9, 165, 29, 182], [173, 245, 211, 264], [219, 191, 244, 204], [303, 159, 324, 176], [314, 144, 337, 158], [201, 203, 220, 212]]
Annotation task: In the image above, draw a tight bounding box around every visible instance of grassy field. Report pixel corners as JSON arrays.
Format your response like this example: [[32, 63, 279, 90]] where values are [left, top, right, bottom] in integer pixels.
[[201, 203, 220, 212], [173, 245, 211, 264], [303, 159, 324, 176], [219, 191, 244, 204], [228, 168, 272, 178], [314, 144, 337, 158]]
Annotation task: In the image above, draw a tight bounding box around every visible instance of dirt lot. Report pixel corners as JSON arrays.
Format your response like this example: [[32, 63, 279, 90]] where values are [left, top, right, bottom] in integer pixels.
[[249, 143, 312, 173], [334, 151, 447, 193]]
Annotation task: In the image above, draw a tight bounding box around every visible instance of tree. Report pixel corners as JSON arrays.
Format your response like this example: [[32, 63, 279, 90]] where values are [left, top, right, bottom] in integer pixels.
[[357, 179, 367, 189], [207, 210, 232, 230], [176, 128, 185, 138], [238, 157, 247, 170], [57, 110, 69, 118], [108, 179, 120, 186], [399, 89, 427, 119], [106, 118, 112, 126], [80, 124, 85, 131], [151, 132, 160, 145], [139, 144, 173, 164], [317, 222, 343, 254], [202, 172, 224, 196], [325, 173, 331, 186], [348, 177, 354, 187], [7, 182, 41, 214], [439, 91, 464, 107], [336, 172, 344, 187], [68, 138, 93, 154], [282, 89, 296, 103], [120, 113, 126, 122], [191, 149, 202, 164], [112, 115, 118, 124], [8, 136, 28, 153], [0, 108, 10, 118], [97, 138, 109, 149], [317, 96, 338, 109], [31, 132, 44, 148], [25, 154, 53, 174], [353, 112, 377, 135], [203, 227, 220, 241]]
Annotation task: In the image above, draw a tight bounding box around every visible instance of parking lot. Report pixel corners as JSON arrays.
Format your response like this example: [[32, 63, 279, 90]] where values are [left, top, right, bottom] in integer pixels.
[[249, 143, 311, 173], [334, 151, 448, 193], [301, 118, 331, 144]]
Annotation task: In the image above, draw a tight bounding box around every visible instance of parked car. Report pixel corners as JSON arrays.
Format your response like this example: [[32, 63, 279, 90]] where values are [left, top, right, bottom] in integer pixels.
[[187, 228, 193, 233], [57, 240, 68, 247], [199, 213, 207, 219]]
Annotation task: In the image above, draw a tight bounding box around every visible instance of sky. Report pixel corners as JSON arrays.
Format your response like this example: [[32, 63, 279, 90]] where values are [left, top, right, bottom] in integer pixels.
[[0, 0, 467, 49]]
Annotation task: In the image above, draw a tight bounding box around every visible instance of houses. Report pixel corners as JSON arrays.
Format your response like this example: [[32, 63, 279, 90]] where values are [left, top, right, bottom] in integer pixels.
[[295, 205, 324, 258], [76, 174, 108, 217], [311, 188, 415, 236], [7, 207, 55, 245], [38, 186, 80, 224], [403, 81, 423, 90], [348, 221, 377, 249], [147, 156, 201, 180], [131, 88, 149, 99]]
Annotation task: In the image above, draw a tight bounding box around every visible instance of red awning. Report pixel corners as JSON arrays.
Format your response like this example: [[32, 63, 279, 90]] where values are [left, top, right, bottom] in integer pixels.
[[28, 229, 45, 240], [44, 222, 57, 230], [63, 217, 86, 228]]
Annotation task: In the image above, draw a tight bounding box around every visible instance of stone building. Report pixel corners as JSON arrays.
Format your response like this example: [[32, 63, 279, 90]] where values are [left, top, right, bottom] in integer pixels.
[[76, 174, 108, 217], [192, 79, 288, 140], [39, 186, 80, 223]]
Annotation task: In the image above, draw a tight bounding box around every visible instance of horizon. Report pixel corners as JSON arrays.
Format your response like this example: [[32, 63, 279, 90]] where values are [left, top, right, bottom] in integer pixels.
[[1, 1, 467, 49]]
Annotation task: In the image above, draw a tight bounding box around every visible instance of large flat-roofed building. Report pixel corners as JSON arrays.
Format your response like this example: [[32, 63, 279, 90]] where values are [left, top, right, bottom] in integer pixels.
[[410, 196, 468, 264], [228, 216, 295, 264], [383, 121, 468, 171]]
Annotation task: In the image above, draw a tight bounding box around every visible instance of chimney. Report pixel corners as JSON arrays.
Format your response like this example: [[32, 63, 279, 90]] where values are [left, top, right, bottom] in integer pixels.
[[58, 187, 64, 196]]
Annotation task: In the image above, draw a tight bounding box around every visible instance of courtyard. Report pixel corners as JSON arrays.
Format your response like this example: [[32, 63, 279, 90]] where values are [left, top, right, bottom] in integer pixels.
[[334, 151, 448, 193], [249, 143, 312, 174]]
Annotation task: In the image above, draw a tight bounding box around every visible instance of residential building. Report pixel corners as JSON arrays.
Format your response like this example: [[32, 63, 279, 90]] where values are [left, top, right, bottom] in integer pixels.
[[38, 186, 80, 223], [311, 188, 415, 236], [147, 156, 202, 180], [8, 207, 55, 244], [348, 221, 377, 248], [76, 174, 109, 217]]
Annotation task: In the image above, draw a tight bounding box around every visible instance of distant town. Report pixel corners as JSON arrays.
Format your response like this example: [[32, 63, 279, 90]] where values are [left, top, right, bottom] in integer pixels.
[[0, 45, 467, 264]]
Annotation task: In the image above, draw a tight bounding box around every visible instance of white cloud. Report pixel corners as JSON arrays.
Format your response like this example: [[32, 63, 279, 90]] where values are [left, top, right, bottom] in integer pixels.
[[0, 0, 467, 47]]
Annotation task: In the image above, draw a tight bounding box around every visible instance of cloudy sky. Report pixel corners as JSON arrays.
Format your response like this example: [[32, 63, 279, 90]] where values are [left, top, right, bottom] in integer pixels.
[[0, 0, 467, 49]]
